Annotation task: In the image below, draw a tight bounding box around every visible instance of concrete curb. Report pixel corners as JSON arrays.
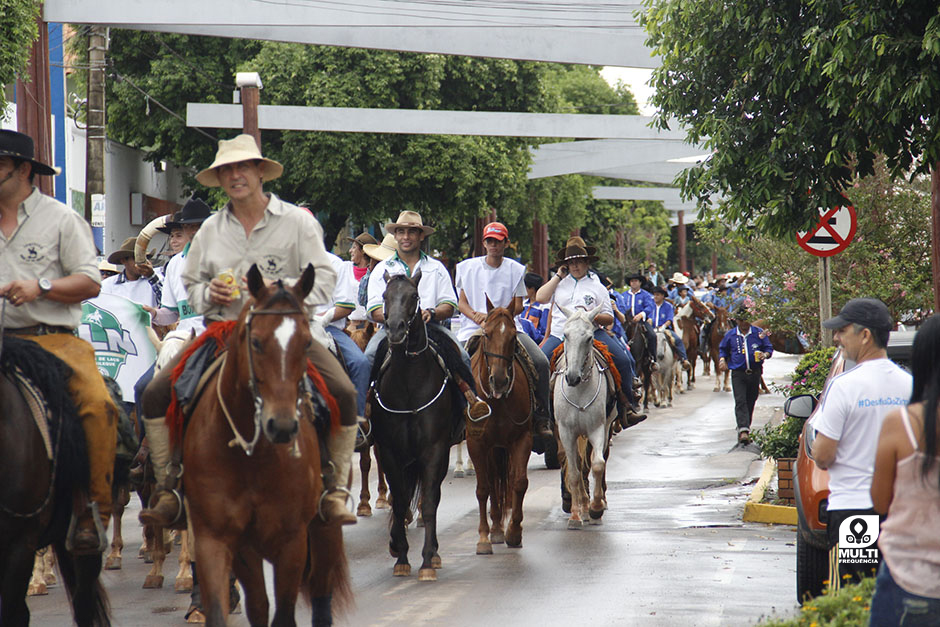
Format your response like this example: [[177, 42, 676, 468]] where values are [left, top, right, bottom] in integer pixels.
[[742, 457, 798, 525]]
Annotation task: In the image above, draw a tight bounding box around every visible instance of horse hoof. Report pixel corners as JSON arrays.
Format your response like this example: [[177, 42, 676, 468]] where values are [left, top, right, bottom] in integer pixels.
[[44, 571, 56, 586], [27, 582, 47, 596], [138, 546, 146, 559], [105, 555, 122, 570], [453, 467, 465, 478], [375, 496, 389, 509], [567, 519, 583, 530], [490, 530, 505, 544], [175, 577, 193, 593], [589, 508, 604, 520], [467, 468, 475, 476], [431, 555, 442, 569], [143, 575, 164, 589], [587, 516, 602, 526], [357, 504, 373, 517], [476, 541, 493, 555], [186, 609, 206, 623], [506, 530, 522, 548], [416, 516, 425, 528], [393, 564, 411, 577], [418, 568, 437, 582], [143, 553, 153, 564]]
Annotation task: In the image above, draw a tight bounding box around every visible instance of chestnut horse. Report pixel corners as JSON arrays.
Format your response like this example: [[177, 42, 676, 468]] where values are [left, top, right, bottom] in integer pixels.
[[467, 303, 533, 554], [0, 336, 110, 626], [674, 297, 713, 391], [708, 307, 732, 392], [183, 264, 350, 626]]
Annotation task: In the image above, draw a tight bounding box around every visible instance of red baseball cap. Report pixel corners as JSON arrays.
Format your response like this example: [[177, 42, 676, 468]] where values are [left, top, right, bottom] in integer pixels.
[[482, 221, 509, 241]]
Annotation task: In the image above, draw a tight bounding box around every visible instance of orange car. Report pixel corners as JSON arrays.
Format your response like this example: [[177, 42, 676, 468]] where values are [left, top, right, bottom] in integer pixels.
[[784, 330, 915, 603]]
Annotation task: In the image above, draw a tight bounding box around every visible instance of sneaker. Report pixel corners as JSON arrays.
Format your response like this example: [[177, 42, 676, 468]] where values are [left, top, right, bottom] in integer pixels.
[[738, 430, 750, 445]]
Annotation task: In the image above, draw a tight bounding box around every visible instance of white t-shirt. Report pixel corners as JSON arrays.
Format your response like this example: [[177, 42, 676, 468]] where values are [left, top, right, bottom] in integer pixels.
[[314, 254, 359, 330], [367, 253, 457, 322], [160, 251, 205, 334], [454, 256, 526, 341], [100, 272, 159, 309], [548, 271, 612, 340], [810, 358, 913, 510]]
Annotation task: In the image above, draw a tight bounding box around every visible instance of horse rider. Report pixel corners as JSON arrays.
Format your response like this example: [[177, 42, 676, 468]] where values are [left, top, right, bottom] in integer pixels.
[[519, 272, 549, 345], [650, 286, 692, 371], [700, 281, 734, 348], [139, 134, 359, 527], [668, 272, 691, 305], [454, 221, 554, 441], [345, 231, 379, 333], [535, 237, 645, 426], [621, 271, 659, 373], [0, 129, 118, 553], [357, 232, 397, 318]]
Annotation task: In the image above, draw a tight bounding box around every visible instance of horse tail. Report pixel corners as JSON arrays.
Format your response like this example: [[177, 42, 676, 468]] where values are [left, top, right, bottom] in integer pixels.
[[302, 517, 353, 619], [52, 540, 111, 626], [488, 447, 511, 527]]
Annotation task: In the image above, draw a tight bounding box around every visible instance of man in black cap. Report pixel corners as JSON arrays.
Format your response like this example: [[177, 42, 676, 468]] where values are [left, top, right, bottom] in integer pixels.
[[809, 298, 912, 591], [0, 130, 118, 553], [718, 304, 773, 444]]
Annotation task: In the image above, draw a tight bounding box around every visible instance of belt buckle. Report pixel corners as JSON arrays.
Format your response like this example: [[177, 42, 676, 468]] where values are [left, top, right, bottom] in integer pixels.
[[745, 368, 753, 375]]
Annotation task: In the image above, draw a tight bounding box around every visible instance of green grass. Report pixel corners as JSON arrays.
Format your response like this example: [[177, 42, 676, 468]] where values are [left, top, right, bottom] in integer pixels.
[[759, 576, 875, 626]]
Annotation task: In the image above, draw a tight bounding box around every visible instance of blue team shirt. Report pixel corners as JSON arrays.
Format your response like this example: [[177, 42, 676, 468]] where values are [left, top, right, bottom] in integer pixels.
[[718, 325, 774, 371], [650, 300, 675, 329], [519, 300, 549, 344], [620, 288, 654, 320]]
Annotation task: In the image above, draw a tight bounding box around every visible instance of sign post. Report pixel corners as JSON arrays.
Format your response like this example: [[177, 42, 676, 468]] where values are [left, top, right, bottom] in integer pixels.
[[797, 206, 857, 348]]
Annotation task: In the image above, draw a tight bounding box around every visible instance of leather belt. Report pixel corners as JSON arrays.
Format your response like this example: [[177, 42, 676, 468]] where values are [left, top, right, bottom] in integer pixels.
[[5, 324, 75, 336]]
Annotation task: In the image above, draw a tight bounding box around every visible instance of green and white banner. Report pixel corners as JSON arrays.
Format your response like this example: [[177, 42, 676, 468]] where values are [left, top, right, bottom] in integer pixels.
[[78, 294, 157, 402]]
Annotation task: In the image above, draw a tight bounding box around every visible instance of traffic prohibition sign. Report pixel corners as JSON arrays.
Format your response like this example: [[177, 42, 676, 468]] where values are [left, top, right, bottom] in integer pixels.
[[797, 205, 857, 257]]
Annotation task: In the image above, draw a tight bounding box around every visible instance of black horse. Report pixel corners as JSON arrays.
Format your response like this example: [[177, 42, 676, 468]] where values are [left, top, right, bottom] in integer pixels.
[[625, 319, 653, 410], [0, 336, 110, 626], [368, 271, 467, 582]]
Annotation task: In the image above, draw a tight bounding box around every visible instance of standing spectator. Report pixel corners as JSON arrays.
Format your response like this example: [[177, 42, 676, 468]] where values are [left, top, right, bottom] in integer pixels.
[[810, 298, 913, 591], [645, 262, 665, 289], [868, 314, 940, 624], [718, 305, 773, 444]]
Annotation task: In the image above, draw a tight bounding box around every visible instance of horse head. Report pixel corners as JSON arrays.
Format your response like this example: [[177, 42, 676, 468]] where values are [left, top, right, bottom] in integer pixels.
[[240, 263, 315, 445], [479, 304, 516, 399], [714, 306, 731, 332], [690, 296, 714, 322], [558, 303, 601, 387], [383, 270, 422, 347]]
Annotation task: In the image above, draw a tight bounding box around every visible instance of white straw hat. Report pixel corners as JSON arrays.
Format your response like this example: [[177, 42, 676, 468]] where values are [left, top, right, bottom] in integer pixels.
[[195, 134, 284, 187], [363, 232, 398, 262]]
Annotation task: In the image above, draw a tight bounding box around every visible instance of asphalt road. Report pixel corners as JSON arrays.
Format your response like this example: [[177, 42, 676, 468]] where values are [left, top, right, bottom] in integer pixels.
[[28, 355, 803, 626]]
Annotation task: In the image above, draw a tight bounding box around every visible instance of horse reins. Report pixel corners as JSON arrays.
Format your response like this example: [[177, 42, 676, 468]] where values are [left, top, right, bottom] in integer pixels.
[[559, 346, 604, 412]]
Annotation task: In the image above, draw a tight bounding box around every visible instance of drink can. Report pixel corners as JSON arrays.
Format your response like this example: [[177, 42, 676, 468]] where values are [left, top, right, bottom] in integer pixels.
[[217, 268, 241, 299]]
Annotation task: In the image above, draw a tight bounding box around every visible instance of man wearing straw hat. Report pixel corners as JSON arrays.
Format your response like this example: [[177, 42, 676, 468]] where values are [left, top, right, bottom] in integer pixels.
[[0, 129, 118, 553], [345, 231, 380, 329], [139, 134, 359, 527]]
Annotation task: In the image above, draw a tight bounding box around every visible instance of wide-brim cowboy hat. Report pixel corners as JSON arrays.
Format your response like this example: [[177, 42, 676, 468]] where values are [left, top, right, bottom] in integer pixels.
[[195, 134, 283, 187], [670, 272, 689, 285], [363, 232, 398, 261], [346, 232, 379, 248], [175, 197, 212, 224], [0, 130, 60, 176], [156, 211, 182, 235], [385, 210, 435, 236], [553, 236, 598, 265], [107, 237, 138, 264]]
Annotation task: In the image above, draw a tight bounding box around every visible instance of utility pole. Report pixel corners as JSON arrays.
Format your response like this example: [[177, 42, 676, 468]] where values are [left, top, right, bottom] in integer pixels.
[[819, 257, 833, 347], [236, 72, 263, 148], [16, 11, 53, 197], [84, 25, 107, 233]]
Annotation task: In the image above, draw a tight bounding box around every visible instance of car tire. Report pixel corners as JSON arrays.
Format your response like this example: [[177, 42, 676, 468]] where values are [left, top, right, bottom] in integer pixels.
[[796, 519, 829, 603], [543, 437, 560, 470]]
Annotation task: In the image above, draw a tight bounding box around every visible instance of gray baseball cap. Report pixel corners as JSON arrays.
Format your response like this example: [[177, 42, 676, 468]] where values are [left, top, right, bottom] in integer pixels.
[[822, 298, 893, 332]]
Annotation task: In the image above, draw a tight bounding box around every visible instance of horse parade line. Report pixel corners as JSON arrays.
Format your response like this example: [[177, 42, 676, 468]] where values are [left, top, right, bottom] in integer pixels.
[[27, 354, 804, 626]]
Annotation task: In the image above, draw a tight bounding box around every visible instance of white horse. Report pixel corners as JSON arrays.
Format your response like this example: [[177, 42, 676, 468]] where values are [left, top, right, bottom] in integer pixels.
[[652, 329, 676, 408], [553, 304, 615, 530]]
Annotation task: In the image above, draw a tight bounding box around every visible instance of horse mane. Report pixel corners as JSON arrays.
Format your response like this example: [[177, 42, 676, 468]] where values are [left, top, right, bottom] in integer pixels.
[[0, 336, 89, 543]]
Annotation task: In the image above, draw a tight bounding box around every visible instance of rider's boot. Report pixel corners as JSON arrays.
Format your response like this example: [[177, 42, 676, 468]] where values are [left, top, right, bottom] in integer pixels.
[[128, 436, 150, 485], [138, 417, 185, 528], [456, 377, 490, 419], [616, 391, 647, 430], [320, 424, 358, 526], [681, 359, 692, 371]]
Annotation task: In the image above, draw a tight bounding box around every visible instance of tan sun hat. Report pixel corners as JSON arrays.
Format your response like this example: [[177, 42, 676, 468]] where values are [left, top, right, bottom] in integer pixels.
[[670, 272, 689, 285], [363, 232, 398, 262], [107, 237, 138, 264], [195, 134, 284, 187], [384, 210, 435, 236]]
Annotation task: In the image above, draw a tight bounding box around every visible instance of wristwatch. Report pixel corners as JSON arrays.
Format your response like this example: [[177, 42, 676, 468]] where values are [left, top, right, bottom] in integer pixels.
[[38, 277, 53, 298], [426, 307, 437, 321]]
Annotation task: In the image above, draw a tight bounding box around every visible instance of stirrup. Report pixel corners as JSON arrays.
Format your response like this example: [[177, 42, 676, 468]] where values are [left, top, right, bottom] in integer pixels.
[[318, 487, 354, 523], [65, 501, 108, 554]]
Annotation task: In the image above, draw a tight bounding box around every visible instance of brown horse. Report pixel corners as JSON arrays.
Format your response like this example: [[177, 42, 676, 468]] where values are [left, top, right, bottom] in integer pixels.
[[183, 264, 350, 627], [345, 320, 389, 516], [708, 307, 732, 392], [674, 296, 713, 391], [467, 303, 533, 554]]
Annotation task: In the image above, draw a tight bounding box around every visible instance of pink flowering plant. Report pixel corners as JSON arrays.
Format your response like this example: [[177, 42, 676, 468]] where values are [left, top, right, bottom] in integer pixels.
[[775, 347, 838, 398]]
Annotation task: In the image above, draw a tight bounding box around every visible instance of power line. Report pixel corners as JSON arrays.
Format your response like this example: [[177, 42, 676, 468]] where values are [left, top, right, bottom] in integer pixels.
[[110, 70, 218, 143]]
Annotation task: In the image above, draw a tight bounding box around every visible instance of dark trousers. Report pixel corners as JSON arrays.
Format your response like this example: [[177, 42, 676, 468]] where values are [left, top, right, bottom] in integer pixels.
[[826, 508, 883, 591], [730, 367, 761, 433]]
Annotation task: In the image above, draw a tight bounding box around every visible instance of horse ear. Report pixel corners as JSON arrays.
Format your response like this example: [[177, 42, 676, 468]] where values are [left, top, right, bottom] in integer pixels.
[[485, 294, 494, 312], [296, 263, 316, 300], [555, 302, 574, 319], [383, 270, 391, 283], [587, 304, 603, 322], [247, 264, 265, 299], [412, 268, 422, 287]]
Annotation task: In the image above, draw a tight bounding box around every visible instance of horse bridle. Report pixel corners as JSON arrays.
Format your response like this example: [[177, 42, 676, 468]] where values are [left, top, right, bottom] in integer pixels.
[[384, 296, 427, 356], [219, 303, 306, 457], [479, 315, 517, 398], [559, 340, 603, 411]]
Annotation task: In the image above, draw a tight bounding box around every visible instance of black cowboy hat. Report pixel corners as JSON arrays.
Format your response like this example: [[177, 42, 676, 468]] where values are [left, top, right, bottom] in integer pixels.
[[625, 271, 645, 283], [156, 211, 182, 235], [176, 197, 212, 224], [0, 130, 59, 176], [553, 236, 598, 266]]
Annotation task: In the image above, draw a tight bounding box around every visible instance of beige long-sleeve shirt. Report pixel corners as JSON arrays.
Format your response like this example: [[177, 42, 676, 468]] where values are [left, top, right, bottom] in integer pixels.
[[182, 194, 336, 322], [0, 187, 100, 329]]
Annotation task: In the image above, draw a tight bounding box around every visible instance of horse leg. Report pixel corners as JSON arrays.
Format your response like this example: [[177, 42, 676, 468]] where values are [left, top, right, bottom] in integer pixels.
[[27, 549, 48, 596], [417, 455, 447, 582], [175, 530, 194, 593], [724, 369, 732, 392], [587, 427, 608, 523], [270, 533, 307, 627], [558, 427, 583, 529], [192, 533, 234, 627], [468, 438, 493, 555], [357, 449, 373, 517], [231, 548, 268, 627], [3, 541, 38, 624], [505, 434, 531, 548], [105, 493, 125, 570], [143, 523, 167, 588], [453, 441, 466, 478], [384, 461, 411, 576], [374, 447, 389, 509], [488, 449, 505, 545], [42, 546, 56, 586]]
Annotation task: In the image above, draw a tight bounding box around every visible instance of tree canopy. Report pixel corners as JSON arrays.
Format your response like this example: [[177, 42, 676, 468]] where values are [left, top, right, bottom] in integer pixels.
[[642, 1, 940, 239], [0, 0, 40, 113]]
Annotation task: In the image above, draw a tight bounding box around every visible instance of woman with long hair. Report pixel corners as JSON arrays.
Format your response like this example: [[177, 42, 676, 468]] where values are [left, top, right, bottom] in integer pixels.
[[869, 314, 940, 624]]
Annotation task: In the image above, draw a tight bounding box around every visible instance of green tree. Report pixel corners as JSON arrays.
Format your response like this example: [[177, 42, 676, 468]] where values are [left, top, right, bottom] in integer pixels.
[[0, 0, 41, 112], [641, 1, 940, 305]]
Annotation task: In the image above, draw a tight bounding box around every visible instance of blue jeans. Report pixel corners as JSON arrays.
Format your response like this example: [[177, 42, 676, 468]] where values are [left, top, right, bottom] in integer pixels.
[[326, 325, 369, 417], [134, 363, 156, 437], [541, 331, 636, 398], [869, 562, 940, 626], [667, 329, 688, 361]]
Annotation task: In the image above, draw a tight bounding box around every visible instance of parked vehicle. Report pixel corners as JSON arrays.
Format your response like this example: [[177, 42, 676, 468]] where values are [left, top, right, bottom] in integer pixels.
[[785, 330, 916, 603]]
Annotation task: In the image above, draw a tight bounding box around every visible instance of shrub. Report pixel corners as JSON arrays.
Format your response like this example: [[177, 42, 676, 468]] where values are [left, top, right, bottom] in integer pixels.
[[752, 416, 805, 459], [758, 575, 875, 626], [773, 346, 838, 398]]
